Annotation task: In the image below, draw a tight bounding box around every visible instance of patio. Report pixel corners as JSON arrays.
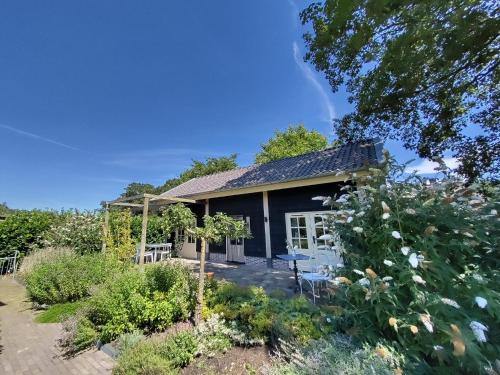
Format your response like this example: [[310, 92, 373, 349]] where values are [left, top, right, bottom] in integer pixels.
[[179, 259, 297, 296]]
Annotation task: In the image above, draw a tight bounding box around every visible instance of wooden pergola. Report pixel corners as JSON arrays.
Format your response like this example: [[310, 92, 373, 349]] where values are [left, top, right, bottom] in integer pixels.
[[102, 193, 196, 266]]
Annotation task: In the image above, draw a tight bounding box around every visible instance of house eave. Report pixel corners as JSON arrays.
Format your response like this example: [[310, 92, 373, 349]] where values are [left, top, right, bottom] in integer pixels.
[[178, 169, 369, 201]]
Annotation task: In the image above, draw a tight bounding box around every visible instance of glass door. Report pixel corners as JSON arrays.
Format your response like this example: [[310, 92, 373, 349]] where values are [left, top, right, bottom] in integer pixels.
[[285, 212, 341, 271]]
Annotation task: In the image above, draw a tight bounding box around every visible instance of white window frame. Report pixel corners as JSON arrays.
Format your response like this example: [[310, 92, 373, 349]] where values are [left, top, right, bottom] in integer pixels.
[[285, 210, 334, 251]]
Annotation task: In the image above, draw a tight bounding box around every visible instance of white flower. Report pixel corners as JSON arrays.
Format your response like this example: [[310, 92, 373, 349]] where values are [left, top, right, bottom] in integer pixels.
[[472, 274, 484, 282], [356, 211, 365, 217], [412, 275, 426, 285], [326, 317, 332, 323], [336, 195, 349, 204], [433, 345, 444, 351], [470, 321, 488, 343], [346, 216, 353, 223], [358, 278, 370, 286], [382, 213, 391, 220], [322, 197, 333, 206], [391, 231, 402, 239], [408, 253, 419, 268], [383, 259, 394, 267], [318, 234, 334, 241], [353, 269, 365, 276], [382, 276, 393, 282], [401, 246, 410, 256], [441, 298, 460, 309], [336, 263, 344, 268], [420, 314, 434, 333], [491, 209, 498, 215], [353, 227, 363, 233], [475, 296, 488, 309], [405, 208, 416, 215], [312, 196, 327, 201]]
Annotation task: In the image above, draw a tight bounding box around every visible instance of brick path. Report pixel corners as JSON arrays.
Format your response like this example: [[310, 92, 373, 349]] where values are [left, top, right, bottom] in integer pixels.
[[0, 277, 114, 374]]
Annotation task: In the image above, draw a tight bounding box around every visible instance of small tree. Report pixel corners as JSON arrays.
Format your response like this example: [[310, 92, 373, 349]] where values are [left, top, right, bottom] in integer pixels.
[[160, 205, 250, 324], [190, 213, 250, 324]]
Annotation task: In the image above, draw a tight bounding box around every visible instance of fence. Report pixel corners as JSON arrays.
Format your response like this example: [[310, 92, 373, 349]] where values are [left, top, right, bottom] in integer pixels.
[[0, 250, 19, 276]]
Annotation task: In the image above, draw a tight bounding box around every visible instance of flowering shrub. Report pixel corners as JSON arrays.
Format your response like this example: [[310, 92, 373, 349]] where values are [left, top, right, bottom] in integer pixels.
[[322, 156, 499, 373], [46, 211, 102, 253]]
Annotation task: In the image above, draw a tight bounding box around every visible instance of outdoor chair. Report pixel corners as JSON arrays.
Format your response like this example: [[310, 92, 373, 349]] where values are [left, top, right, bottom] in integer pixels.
[[134, 244, 154, 264], [298, 245, 341, 304], [158, 243, 172, 261]]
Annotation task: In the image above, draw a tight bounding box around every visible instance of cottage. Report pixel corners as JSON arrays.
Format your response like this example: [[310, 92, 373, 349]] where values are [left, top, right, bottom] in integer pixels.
[[158, 140, 383, 268]]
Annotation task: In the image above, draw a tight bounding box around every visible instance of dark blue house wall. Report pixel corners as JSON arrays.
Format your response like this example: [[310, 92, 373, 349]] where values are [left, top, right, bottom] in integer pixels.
[[268, 182, 342, 257], [208, 193, 266, 257]]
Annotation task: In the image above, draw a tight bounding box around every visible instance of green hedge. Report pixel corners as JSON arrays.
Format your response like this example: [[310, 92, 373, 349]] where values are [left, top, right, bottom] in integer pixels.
[[0, 210, 59, 257]]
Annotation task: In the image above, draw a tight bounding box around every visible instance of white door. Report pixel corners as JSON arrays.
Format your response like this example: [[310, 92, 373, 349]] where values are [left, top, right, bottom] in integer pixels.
[[179, 229, 197, 259], [285, 212, 341, 271], [226, 215, 246, 263]]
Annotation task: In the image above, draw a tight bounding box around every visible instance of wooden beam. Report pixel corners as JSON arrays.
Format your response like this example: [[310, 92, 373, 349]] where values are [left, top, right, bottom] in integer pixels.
[[150, 196, 196, 204], [109, 202, 144, 208], [138, 196, 150, 267], [102, 204, 109, 253]]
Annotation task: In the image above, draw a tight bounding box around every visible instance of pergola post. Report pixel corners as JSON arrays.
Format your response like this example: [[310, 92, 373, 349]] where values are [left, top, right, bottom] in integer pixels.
[[102, 204, 109, 253], [138, 196, 150, 266]]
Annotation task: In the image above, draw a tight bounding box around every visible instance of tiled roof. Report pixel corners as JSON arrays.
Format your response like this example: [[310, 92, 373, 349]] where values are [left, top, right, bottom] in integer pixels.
[[160, 139, 383, 198]]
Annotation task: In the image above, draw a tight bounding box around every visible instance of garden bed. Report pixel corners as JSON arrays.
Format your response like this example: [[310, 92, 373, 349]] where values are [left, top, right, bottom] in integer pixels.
[[180, 345, 271, 375]]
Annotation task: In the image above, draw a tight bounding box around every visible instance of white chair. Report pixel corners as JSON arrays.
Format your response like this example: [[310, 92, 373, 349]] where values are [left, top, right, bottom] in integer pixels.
[[134, 244, 154, 264], [299, 244, 341, 303], [158, 243, 172, 261]]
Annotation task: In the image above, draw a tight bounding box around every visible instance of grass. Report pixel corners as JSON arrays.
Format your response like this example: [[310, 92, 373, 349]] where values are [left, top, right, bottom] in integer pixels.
[[35, 301, 84, 323]]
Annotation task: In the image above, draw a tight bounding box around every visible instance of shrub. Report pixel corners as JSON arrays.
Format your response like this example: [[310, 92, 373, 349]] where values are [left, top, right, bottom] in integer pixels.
[[70, 262, 198, 349], [0, 210, 59, 257], [18, 246, 73, 277], [206, 282, 327, 345], [46, 211, 102, 253], [114, 331, 198, 375], [322, 157, 500, 373], [131, 214, 169, 244], [116, 330, 145, 356], [59, 316, 99, 354], [268, 335, 399, 375], [106, 209, 136, 261], [24, 253, 123, 305]]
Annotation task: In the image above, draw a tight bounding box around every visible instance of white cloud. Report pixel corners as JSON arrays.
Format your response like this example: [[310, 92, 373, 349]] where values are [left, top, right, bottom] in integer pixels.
[[0, 123, 79, 151], [405, 158, 459, 175], [292, 41, 336, 122]]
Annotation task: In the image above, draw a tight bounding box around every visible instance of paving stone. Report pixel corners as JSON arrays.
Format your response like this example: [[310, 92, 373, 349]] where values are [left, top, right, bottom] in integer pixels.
[[0, 278, 114, 374]]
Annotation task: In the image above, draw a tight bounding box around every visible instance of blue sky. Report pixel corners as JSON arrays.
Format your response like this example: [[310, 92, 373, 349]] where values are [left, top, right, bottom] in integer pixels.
[[1, 1, 439, 210]]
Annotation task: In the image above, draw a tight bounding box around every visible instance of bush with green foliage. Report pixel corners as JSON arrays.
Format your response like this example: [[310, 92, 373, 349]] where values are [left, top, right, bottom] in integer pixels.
[[321, 156, 500, 373], [0, 210, 59, 257], [59, 315, 99, 354], [131, 214, 168, 244], [106, 210, 135, 260], [206, 282, 330, 345], [65, 262, 197, 349], [46, 211, 102, 253], [114, 331, 198, 375], [24, 253, 123, 305], [269, 335, 399, 375]]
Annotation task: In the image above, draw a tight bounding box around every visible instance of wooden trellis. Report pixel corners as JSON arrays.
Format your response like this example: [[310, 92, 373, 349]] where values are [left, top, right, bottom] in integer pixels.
[[102, 193, 196, 266]]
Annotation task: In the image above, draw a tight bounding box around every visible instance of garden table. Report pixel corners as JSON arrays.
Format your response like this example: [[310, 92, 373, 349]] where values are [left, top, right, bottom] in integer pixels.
[[146, 243, 171, 262], [276, 253, 310, 292]]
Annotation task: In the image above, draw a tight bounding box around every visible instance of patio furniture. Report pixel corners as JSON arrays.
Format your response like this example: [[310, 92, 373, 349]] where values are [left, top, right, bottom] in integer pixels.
[[276, 253, 311, 293], [146, 243, 172, 262], [134, 244, 154, 264]]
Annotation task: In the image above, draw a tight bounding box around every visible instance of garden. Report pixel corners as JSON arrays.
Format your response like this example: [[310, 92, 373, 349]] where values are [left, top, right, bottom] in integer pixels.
[[1, 156, 498, 374]]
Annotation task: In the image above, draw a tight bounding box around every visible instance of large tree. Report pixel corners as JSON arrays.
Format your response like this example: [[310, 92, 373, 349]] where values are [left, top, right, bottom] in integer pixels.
[[255, 124, 329, 164], [300, 0, 499, 181]]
